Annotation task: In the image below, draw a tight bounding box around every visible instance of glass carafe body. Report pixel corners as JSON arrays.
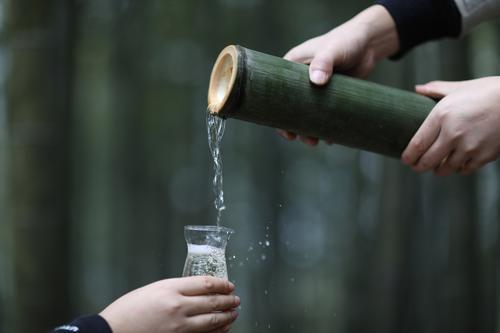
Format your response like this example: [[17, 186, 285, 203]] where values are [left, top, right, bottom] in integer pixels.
[[182, 225, 233, 279]]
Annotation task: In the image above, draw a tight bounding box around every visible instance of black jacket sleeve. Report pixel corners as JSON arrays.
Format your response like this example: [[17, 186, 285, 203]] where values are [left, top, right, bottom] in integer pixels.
[[51, 314, 112, 333], [375, 0, 462, 58]]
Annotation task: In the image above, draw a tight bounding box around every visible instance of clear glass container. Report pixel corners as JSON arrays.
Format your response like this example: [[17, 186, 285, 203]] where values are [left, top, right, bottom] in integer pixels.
[[182, 225, 234, 279]]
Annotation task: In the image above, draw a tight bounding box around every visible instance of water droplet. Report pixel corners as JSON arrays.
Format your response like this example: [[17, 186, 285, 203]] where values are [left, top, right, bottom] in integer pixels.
[[248, 246, 254, 252], [268, 324, 271, 329], [238, 261, 243, 267], [232, 255, 236, 259], [265, 234, 269, 238], [265, 240, 270, 246], [261, 254, 267, 260], [258, 241, 262, 246], [266, 226, 270, 230], [290, 277, 295, 283], [264, 290, 268, 295]]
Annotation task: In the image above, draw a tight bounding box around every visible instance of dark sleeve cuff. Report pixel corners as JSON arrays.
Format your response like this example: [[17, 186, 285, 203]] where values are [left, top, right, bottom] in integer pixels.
[[375, 0, 462, 58], [52, 314, 112, 333]]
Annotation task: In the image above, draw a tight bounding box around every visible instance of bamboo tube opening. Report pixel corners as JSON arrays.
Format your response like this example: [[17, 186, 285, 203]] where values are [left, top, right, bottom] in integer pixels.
[[208, 45, 238, 114]]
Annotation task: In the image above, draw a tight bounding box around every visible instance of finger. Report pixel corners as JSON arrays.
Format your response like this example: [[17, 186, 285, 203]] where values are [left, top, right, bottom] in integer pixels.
[[460, 155, 495, 175], [446, 149, 468, 171], [434, 150, 467, 176], [434, 151, 454, 176], [188, 310, 238, 332], [460, 158, 478, 176], [412, 134, 453, 173], [276, 129, 297, 141], [176, 276, 234, 296], [402, 109, 441, 166], [415, 80, 467, 99], [299, 136, 319, 147], [309, 50, 335, 85], [186, 295, 240, 316], [434, 160, 455, 177], [284, 42, 315, 64]]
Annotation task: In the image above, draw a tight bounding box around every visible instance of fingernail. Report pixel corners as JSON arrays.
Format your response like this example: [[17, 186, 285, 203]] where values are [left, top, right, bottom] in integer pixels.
[[228, 282, 235, 289], [231, 311, 239, 319], [311, 70, 328, 85], [235, 296, 240, 305]]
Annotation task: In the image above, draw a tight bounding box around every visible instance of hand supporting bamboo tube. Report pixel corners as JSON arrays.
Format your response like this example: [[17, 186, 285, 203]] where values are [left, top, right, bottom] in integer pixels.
[[208, 45, 436, 158]]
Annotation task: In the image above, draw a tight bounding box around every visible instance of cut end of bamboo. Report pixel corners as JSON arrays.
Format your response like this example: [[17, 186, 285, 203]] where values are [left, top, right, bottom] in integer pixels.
[[208, 45, 238, 115]]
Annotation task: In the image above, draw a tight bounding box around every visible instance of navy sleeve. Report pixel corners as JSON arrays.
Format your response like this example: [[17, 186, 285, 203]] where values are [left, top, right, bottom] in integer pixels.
[[375, 0, 462, 58], [51, 314, 112, 333]]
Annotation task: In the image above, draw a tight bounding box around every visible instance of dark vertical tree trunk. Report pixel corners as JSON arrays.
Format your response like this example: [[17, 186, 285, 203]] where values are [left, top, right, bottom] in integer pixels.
[[5, 0, 75, 331]]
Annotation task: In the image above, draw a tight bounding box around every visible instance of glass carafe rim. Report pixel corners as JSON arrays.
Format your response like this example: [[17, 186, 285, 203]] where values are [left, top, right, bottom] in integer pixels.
[[184, 225, 234, 234]]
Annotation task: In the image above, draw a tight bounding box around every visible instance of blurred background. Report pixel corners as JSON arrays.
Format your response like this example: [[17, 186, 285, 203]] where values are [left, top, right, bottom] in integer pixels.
[[0, 0, 499, 332]]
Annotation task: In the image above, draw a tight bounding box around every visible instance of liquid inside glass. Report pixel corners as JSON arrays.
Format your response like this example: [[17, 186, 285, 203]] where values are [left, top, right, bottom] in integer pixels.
[[183, 244, 228, 279]]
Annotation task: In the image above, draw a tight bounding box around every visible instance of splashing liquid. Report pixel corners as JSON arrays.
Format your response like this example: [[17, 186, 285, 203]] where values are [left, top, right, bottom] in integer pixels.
[[207, 112, 226, 226]]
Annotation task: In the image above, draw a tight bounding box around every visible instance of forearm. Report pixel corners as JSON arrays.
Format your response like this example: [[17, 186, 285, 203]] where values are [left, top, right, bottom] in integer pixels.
[[352, 5, 400, 60]]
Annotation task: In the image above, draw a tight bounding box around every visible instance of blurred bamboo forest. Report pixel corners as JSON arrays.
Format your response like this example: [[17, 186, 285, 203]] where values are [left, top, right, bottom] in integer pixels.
[[0, 0, 499, 332]]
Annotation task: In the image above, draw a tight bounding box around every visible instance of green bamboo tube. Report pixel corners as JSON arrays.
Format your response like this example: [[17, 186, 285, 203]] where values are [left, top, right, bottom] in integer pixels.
[[208, 45, 436, 158]]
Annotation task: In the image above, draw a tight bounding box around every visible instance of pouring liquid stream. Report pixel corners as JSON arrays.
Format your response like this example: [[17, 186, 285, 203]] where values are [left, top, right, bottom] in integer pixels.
[[207, 111, 226, 226]]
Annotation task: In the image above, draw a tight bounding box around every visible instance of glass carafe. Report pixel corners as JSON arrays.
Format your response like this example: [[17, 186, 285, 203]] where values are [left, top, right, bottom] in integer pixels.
[[182, 225, 234, 279]]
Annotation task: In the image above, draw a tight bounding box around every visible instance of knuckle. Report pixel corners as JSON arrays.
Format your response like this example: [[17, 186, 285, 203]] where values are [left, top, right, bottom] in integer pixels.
[[210, 313, 221, 327], [203, 276, 214, 291], [448, 129, 464, 143], [464, 145, 479, 155], [411, 138, 425, 154], [223, 279, 231, 292], [435, 108, 450, 122], [168, 321, 182, 333], [311, 55, 333, 71], [210, 296, 220, 309], [165, 299, 182, 315]]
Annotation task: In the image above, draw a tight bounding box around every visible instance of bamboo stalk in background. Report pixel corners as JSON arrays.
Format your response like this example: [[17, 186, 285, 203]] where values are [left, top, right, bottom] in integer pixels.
[[208, 45, 436, 158], [5, 0, 75, 331]]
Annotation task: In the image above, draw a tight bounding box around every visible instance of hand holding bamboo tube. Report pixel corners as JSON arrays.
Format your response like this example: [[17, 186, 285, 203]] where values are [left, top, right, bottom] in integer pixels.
[[210, 3, 500, 174], [282, 5, 399, 146]]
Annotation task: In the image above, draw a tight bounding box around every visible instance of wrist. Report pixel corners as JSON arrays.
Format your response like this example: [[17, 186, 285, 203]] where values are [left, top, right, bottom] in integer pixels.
[[353, 5, 399, 60]]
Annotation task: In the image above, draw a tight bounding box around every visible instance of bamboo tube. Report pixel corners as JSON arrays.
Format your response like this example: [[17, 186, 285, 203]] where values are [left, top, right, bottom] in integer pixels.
[[208, 45, 436, 158]]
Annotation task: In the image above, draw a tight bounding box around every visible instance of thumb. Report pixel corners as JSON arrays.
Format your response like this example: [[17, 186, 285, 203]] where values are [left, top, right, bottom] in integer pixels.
[[415, 80, 466, 99], [309, 51, 335, 85]]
